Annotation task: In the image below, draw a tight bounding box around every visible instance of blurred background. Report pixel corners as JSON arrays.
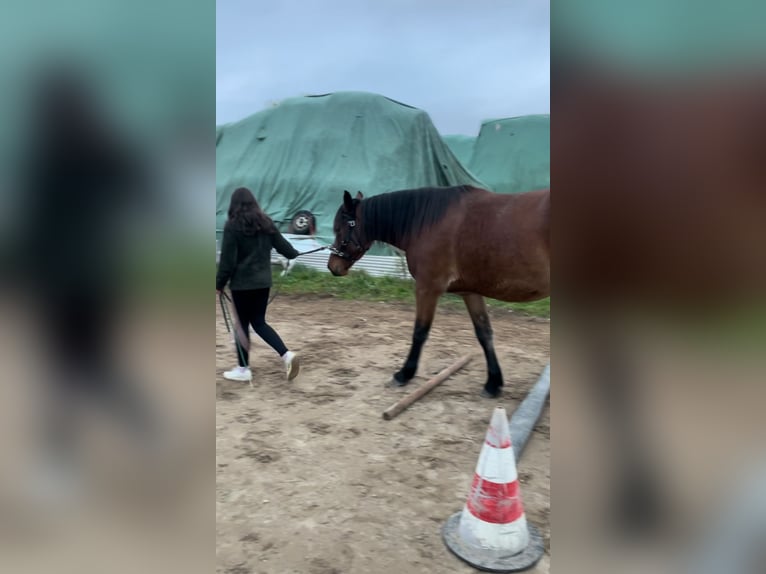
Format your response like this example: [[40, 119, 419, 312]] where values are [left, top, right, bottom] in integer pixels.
[[0, 1, 212, 573], [553, 1, 766, 573]]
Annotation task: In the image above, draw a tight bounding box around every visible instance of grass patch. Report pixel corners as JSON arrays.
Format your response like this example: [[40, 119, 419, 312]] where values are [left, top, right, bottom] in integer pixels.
[[275, 265, 550, 318]]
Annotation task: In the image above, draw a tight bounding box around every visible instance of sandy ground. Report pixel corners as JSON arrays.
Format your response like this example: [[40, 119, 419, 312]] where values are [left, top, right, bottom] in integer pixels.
[[216, 295, 550, 574]]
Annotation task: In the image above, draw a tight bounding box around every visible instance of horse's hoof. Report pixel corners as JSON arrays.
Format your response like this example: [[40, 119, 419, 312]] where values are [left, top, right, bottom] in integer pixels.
[[481, 388, 502, 399], [392, 376, 410, 387], [392, 370, 414, 387]]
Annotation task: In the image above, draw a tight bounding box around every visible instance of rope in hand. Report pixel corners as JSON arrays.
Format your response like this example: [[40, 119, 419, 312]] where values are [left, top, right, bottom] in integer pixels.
[[218, 290, 251, 377], [293, 245, 330, 256]]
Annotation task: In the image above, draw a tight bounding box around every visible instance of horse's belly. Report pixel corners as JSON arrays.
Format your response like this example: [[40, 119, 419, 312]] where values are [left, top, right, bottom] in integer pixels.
[[447, 252, 549, 301], [485, 285, 548, 303], [447, 277, 549, 302]]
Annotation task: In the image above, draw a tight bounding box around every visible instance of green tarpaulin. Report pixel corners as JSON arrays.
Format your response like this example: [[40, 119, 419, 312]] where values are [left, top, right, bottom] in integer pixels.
[[467, 115, 549, 194], [216, 91, 483, 247], [442, 134, 476, 167]]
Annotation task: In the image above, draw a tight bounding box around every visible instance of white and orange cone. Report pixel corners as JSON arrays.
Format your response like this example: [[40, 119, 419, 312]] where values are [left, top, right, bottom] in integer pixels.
[[442, 406, 544, 572]]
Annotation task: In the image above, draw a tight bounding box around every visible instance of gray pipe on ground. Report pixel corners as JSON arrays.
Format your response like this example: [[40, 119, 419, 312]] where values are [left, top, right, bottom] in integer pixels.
[[509, 363, 550, 461]]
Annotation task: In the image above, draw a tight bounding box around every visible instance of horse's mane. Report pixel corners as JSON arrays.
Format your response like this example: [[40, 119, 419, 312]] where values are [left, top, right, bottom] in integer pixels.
[[361, 185, 473, 245]]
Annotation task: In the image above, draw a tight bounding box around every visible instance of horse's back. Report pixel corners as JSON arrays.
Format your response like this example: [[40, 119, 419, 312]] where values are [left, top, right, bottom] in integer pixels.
[[464, 186, 549, 247]]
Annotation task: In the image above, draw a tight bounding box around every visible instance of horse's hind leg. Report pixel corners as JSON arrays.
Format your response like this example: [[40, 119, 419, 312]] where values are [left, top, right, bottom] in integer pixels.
[[393, 286, 440, 386], [462, 293, 504, 397]]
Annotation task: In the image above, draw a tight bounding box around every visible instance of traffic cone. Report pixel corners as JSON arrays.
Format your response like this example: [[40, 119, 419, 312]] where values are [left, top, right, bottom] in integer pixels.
[[442, 406, 544, 572]]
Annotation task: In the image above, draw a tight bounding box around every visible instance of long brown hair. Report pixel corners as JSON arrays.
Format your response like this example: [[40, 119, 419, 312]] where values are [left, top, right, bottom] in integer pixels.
[[226, 187, 276, 235]]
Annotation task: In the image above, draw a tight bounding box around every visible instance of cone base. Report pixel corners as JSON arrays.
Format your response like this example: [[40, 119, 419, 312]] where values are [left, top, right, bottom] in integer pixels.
[[442, 512, 545, 572]]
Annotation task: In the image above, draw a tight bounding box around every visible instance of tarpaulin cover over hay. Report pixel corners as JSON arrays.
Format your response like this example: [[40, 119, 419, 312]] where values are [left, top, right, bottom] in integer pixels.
[[216, 91, 483, 245], [442, 134, 476, 167], [467, 115, 549, 194]]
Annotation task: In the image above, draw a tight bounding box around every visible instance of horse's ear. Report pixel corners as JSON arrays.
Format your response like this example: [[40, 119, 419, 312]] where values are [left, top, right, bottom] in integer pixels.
[[343, 190, 354, 212], [355, 191, 364, 200]]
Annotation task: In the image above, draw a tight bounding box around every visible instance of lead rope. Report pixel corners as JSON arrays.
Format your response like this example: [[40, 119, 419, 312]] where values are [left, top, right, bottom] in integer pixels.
[[219, 291, 254, 388]]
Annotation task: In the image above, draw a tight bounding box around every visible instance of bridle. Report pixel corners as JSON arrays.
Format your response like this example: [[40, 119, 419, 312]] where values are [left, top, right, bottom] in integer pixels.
[[329, 217, 365, 262]]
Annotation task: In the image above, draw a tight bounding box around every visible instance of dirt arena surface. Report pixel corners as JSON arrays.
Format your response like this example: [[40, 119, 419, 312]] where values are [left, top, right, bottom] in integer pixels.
[[216, 295, 550, 574]]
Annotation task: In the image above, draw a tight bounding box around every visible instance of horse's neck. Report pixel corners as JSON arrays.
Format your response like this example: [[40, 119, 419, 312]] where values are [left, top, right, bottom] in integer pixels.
[[361, 202, 409, 251]]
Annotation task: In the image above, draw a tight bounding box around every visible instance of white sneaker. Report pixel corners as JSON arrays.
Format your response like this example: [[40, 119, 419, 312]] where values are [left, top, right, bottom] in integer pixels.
[[282, 351, 300, 381], [223, 366, 252, 382]]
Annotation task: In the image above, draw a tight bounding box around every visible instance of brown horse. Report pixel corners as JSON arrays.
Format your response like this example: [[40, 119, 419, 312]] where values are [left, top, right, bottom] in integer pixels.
[[328, 186, 550, 397]]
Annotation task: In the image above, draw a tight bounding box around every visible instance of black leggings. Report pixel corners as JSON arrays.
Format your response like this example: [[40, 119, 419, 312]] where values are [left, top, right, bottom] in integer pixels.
[[230, 288, 288, 366]]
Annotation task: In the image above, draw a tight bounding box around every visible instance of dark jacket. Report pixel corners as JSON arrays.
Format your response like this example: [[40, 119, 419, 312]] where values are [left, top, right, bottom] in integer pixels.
[[216, 223, 299, 291]]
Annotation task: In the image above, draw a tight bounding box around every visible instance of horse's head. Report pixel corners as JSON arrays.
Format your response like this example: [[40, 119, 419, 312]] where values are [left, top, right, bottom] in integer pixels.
[[328, 190, 368, 276]]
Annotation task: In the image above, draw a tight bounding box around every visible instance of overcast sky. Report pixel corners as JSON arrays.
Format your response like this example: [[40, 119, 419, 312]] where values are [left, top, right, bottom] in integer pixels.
[[216, 0, 549, 135]]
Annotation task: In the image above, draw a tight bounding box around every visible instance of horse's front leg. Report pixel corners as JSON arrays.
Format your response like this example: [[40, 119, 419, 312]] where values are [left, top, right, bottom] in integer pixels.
[[393, 284, 441, 386]]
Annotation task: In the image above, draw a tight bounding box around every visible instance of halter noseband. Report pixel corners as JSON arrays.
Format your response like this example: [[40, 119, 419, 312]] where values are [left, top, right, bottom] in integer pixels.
[[329, 219, 364, 261]]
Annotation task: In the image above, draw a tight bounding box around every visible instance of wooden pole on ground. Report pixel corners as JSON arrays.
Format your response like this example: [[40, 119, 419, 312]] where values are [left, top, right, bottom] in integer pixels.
[[382, 356, 472, 421]]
